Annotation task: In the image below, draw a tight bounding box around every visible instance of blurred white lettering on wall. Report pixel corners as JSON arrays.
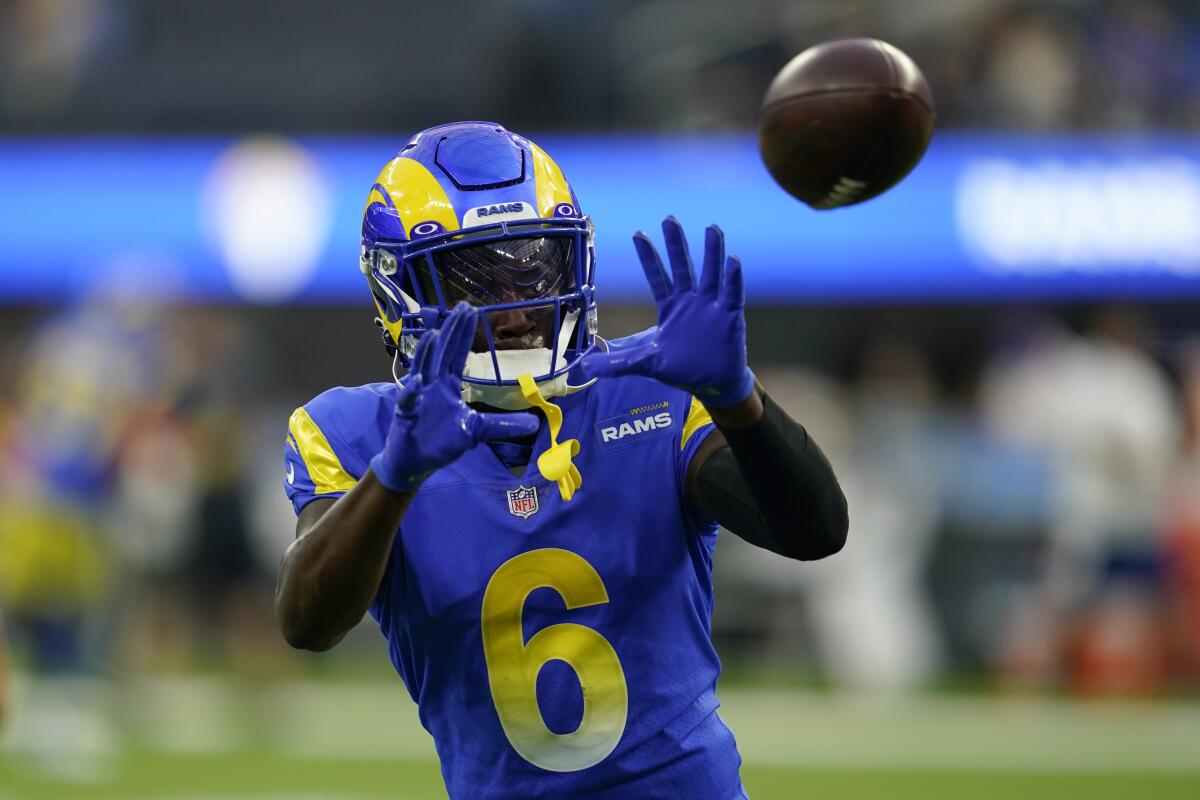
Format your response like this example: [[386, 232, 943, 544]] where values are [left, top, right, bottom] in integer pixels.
[[955, 159, 1200, 275]]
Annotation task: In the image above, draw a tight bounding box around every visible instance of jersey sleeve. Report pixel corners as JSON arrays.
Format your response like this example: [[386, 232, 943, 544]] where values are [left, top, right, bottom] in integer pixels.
[[283, 401, 361, 516]]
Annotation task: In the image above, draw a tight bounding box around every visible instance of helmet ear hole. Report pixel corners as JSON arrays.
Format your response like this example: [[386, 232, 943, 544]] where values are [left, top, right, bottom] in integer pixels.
[[377, 250, 399, 276], [374, 316, 398, 358]]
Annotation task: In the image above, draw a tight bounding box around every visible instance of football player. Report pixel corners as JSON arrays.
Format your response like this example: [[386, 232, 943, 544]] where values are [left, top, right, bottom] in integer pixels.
[[276, 122, 847, 799]]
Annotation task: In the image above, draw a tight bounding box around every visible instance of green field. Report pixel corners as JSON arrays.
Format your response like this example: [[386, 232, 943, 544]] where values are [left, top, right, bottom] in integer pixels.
[[3, 753, 1200, 800], [2, 678, 1199, 799]]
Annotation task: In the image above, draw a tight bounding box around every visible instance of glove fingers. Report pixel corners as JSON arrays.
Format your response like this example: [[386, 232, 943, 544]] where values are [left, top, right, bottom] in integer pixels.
[[471, 410, 540, 443], [633, 233, 671, 302], [661, 216, 694, 293], [720, 255, 745, 311], [579, 343, 654, 378], [429, 302, 464, 377], [698, 224, 724, 298], [410, 326, 437, 383], [434, 302, 476, 378], [396, 375, 421, 410]]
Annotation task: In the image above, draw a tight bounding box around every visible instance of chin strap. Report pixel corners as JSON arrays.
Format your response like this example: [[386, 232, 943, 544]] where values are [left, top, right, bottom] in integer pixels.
[[518, 372, 582, 502]]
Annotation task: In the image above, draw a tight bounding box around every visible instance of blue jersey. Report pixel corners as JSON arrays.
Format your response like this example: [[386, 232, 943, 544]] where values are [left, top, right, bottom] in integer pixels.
[[284, 358, 748, 799]]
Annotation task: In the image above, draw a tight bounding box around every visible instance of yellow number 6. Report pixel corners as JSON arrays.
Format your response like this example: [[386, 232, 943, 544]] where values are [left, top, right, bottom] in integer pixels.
[[481, 548, 629, 772]]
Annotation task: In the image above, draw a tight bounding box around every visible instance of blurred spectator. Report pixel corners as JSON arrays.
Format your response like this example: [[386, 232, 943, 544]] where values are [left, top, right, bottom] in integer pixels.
[[807, 339, 945, 690], [0, 295, 170, 777], [1165, 342, 1200, 687], [0, 0, 125, 123], [927, 380, 1055, 679], [106, 308, 281, 673], [0, 610, 8, 727], [180, 390, 276, 668], [983, 311, 1178, 593], [1092, 0, 1195, 128], [980, 309, 1180, 693], [972, 4, 1087, 129], [0, 297, 160, 676]]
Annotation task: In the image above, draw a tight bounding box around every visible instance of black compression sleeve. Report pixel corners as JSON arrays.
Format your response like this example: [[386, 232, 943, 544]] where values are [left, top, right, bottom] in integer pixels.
[[694, 393, 848, 560]]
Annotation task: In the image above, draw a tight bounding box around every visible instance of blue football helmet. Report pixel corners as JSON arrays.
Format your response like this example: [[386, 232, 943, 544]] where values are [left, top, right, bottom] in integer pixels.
[[360, 122, 598, 409]]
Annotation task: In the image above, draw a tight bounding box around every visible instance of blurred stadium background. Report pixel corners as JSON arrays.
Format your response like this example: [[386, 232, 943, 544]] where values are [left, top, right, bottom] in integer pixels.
[[3, 0, 1200, 797]]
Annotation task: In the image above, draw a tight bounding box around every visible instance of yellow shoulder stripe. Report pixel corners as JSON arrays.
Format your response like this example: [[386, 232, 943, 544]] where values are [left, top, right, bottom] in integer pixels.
[[680, 397, 714, 450], [288, 407, 357, 494]]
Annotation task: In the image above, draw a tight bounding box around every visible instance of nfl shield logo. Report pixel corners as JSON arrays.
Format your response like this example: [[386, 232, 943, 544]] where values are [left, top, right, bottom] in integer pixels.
[[507, 485, 539, 519]]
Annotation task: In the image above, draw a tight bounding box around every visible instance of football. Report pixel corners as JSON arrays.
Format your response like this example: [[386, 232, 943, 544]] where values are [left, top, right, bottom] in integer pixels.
[[758, 38, 934, 210]]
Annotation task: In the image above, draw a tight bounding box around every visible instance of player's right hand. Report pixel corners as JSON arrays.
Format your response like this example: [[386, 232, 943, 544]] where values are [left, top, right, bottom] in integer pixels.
[[369, 302, 540, 493]]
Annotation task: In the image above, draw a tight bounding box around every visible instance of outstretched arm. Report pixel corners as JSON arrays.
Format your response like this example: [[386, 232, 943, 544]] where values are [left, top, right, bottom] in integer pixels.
[[687, 385, 848, 560], [582, 218, 847, 560], [276, 304, 539, 650]]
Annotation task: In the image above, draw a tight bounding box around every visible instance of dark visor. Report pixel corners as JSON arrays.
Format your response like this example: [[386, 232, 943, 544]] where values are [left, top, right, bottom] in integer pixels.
[[414, 236, 575, 307]]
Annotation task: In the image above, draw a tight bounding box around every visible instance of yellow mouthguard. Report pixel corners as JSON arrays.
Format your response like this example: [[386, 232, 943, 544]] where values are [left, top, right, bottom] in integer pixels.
[[518, 372, 582, 502]]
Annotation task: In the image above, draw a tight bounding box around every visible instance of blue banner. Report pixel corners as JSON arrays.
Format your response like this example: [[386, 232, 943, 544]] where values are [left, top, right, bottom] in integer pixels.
[[3, 133, 1200, 304]]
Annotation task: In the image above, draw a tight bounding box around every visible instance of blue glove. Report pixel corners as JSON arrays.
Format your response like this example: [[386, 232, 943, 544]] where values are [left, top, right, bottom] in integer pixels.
[[580, 217, 755, 408], [370, 302, 540, 493]]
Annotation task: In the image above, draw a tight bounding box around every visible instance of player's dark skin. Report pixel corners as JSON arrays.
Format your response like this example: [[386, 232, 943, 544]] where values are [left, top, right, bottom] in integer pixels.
[[277, 308, 843, 651]]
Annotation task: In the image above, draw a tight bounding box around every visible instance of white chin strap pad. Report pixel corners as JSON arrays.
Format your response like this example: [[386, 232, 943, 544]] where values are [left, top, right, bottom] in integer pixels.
[[459, 311, 594, 410]]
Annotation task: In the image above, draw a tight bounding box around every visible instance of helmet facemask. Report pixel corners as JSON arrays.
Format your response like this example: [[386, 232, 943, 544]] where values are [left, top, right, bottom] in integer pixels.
[[366, 218, 598, 409]]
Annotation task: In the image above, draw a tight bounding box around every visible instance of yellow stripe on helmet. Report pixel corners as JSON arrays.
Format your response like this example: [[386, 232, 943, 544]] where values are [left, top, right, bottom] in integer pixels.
[[287, 407, 357, 494], [529, 143, 573, 217], [370, 156, 461, 237], [363, 186, 391, 213]]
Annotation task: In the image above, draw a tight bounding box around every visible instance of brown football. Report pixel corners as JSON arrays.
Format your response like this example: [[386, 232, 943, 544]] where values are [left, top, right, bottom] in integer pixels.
[[758, 38, 934, 210]]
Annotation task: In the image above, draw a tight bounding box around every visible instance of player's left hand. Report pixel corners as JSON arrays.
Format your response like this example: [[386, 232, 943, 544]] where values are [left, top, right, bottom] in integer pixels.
[[580, 217, 755, 408]]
